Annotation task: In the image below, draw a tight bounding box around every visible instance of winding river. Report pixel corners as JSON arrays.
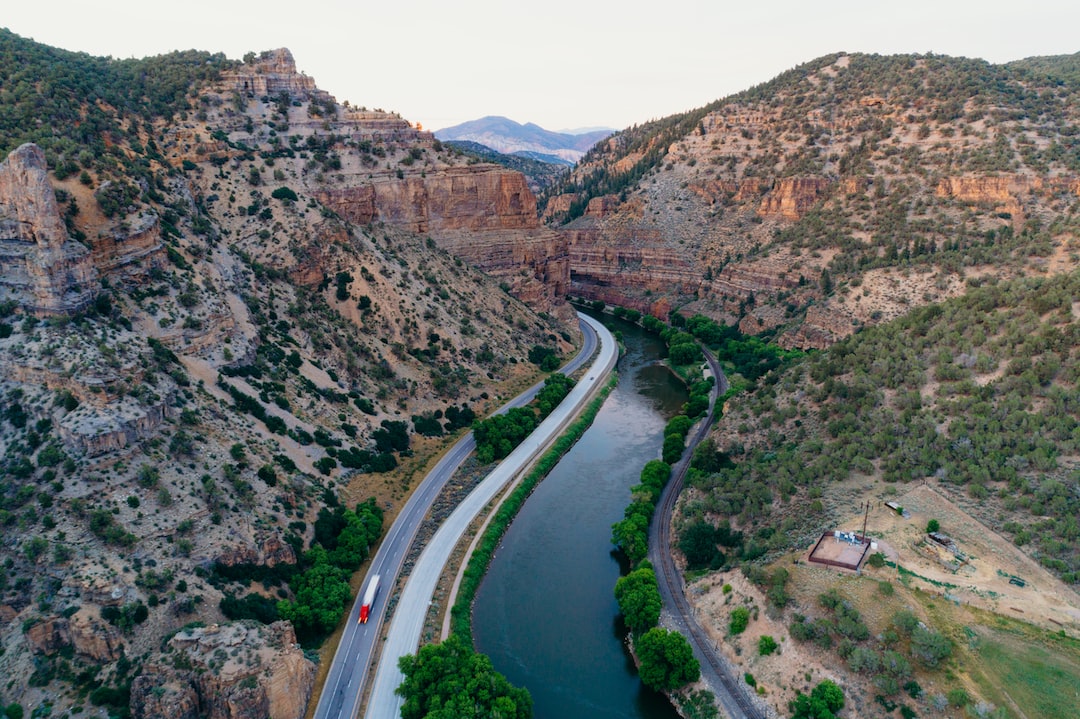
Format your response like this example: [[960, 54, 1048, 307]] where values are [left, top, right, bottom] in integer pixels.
[[473, 315, 686, 719]]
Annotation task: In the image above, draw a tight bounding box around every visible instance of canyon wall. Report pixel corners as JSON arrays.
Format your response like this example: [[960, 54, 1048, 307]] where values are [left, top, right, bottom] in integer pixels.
[[0, 143, 99, 314], [316, 166, 570, 314]]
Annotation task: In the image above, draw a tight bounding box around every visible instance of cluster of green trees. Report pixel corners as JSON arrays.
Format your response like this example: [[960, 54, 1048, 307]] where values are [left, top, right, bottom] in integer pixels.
[[614, 562, 662, 633], [678, 519, 744, 571], [613, 562, 701, 693], [527, 344, 561, 371], [412, 404, 477, 437], [662, 414, 695, 464], [611, 459, 672, 564], [789, 590, 950, 700], [396, 634, 532, 719], [218, 496, 383, 644], [0, 29, 232, 158], [472, 374, 574, 463], [789, 680, 845, 719]]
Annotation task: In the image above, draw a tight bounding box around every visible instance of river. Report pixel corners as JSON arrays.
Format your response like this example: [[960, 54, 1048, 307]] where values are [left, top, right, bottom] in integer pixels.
[[473, 314, 687, 719]]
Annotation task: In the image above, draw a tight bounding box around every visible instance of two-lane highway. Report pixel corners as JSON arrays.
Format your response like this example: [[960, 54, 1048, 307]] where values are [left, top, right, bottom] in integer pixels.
[[313, 312, 610, 719]]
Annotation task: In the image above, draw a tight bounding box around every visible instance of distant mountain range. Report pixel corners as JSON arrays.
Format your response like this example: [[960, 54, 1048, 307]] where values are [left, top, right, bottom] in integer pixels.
[[434, 116, 614, 164]]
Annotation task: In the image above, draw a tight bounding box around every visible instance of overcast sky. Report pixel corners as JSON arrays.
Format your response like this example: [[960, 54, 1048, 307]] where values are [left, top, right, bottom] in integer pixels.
[[6, 1, 1078, 133]]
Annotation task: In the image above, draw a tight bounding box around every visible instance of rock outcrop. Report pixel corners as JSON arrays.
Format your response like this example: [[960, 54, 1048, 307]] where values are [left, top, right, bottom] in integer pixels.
[[757, 177, 831, 220], [315, 166, 570, 313], [130, 621, 315, 719], [24, 616, 71, 655], [58, 394, 172, 457], [212, 534, 297, 569], [0, 143, 99, 314], [22, 611, 123, 661], [92, 211, 166, 277], [224, 48, 325, 103], [69, 609, 124, 661]]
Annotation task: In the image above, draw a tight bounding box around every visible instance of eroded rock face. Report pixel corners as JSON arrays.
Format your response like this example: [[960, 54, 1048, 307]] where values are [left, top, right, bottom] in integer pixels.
[[92, 211, 166, 277], [315, 166, 570, 314], [58, 394, 172, 457], [69, 609, 124, 661], [212, 534, 296, 569], [24, 616, 71, 655], [130, 621, 315, 719], [0, 143, 99, 314], [225, 48, 321, 102], [757, 177, 831, 220]]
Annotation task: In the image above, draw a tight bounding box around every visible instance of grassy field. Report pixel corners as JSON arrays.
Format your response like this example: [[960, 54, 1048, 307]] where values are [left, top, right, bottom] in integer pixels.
[[964, 618, 1080, 719]]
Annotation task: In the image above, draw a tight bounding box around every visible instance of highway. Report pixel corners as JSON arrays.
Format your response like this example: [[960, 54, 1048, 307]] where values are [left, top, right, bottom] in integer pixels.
[[648, 349, 766, 719], [312, 312, 614, 719]]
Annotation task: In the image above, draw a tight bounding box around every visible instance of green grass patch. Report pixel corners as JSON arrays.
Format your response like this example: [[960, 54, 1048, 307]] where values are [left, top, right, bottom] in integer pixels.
[[450, 373, 618, 647], [967, 629, 1080, 719]]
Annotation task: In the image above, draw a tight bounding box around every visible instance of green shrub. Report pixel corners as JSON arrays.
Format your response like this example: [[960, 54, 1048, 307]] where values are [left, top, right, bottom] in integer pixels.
[[729, 606, 750, 635]]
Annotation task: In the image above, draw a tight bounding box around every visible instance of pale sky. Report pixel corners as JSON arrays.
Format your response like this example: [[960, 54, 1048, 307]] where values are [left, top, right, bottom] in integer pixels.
[[5, 1, 1078, 133]]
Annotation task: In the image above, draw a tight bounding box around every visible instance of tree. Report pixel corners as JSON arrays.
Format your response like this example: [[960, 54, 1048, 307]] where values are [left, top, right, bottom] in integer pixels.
[[911, 626, 952, 667], [729, 606, 750, 635], [790, 680, 844, 719], [614, 565, 662, 633], [397, 634, 531, 719], [926, 518, 940, 533], [636, 627, 700, 691], [669, 342, 703, 366], [679, 522, 720, 570], [758, 635, 778, 656], [611, 512, 650, 565], [277, 556, 351, 637]]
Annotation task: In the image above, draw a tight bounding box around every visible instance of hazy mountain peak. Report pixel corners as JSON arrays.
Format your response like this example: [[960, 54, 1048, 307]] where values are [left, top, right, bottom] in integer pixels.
[[435, 116, 613, 163]]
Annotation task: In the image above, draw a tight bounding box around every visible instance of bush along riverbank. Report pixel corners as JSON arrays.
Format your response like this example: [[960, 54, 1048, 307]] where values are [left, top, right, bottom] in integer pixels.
[[605, 309, 713, 715]]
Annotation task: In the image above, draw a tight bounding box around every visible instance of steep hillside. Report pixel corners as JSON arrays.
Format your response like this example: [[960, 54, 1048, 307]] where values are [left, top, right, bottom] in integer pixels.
[[544, 52, 1080, 348], [678, 270, 1080, 716], [0, 35, 574, 719], [435, 115, 611, 164]]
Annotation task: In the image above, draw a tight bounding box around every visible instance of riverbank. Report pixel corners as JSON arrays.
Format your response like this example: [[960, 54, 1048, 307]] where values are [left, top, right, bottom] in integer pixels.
[[444, 371, 619, 645]]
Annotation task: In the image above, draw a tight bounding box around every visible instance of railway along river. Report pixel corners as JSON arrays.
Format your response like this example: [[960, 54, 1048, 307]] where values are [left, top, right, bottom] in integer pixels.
[[473, 313, 687, 719]]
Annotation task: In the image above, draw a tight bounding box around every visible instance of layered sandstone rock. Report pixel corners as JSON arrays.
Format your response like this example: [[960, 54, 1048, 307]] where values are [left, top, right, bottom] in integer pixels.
[[225, 48, 323, 102], [315, 166, 570, 313], [58, 394, 172, 457], [0, 143, 99, 314], [92, 211, 166, 276], [212, 534, 296, 569], [934, 174, 1034, 222], [69, 609, 124, 661], [130, 621, 315, 719], [757, 177, 831, 220], [24, 616, 70, 655]]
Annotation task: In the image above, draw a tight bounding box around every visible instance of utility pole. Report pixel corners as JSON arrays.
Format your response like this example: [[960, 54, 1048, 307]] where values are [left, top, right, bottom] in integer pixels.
[[861, 500, 869, 542]]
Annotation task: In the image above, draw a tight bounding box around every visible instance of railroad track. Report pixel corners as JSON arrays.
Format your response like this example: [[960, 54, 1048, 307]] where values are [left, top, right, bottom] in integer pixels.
[[650, 348, 766, 719]]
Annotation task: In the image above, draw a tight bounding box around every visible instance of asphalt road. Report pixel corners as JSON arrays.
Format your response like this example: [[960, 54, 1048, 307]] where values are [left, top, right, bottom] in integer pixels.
[[312, 312, 613, 719]]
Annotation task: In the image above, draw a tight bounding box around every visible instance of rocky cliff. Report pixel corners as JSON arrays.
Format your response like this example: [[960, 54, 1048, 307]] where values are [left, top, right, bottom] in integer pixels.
[[544, 52, 1080, 347], [224, 48, 325, 103], [0, 143, 99, 314], [130, 622, 315, 719], [314, 166, 570, 315]]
